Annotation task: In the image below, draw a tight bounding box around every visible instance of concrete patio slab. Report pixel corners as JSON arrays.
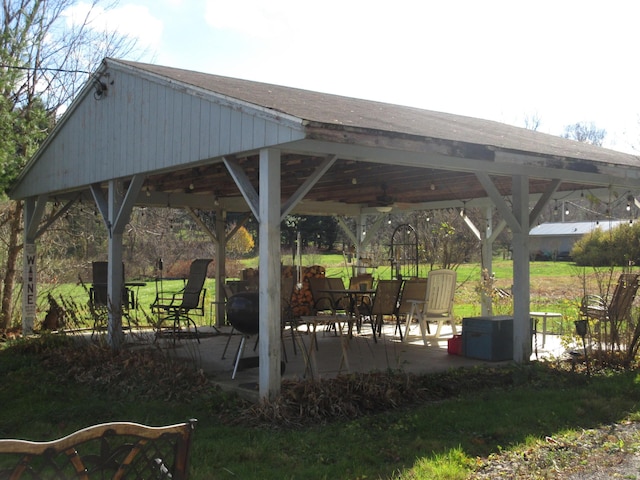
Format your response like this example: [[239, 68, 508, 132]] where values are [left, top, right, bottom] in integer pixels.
[[152, 321, 568, 401]]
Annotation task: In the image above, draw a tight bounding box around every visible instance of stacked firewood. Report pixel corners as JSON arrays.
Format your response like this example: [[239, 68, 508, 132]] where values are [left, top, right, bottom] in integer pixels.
[[241, 268, 259, 289], [238, 265, 326, 317], [282, 265, 325, 317]]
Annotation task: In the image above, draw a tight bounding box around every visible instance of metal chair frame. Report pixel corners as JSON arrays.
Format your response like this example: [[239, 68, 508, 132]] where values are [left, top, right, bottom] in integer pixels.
[[360, 279, 403, 342], [580, 272, 640, 351], [151, 259, 212, 343]]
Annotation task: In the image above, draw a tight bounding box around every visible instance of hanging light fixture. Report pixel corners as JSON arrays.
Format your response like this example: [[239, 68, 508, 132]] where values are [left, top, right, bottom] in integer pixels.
[[375, 206, 392, 213], [373, 183, 394, 213]]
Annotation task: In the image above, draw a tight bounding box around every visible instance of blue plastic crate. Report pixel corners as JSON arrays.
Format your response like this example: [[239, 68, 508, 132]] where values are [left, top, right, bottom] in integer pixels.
[[462, 316, 513, 361]]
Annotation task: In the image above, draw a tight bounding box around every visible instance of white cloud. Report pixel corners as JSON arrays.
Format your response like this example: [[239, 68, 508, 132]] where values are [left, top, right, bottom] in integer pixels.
[[97, 0, 640, 152], [63, 2, 164, 51], [204, 0, 297, 38]]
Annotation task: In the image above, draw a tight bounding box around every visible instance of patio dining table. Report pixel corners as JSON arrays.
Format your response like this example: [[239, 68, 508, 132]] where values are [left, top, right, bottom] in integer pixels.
[[320, 288, 376, 337]]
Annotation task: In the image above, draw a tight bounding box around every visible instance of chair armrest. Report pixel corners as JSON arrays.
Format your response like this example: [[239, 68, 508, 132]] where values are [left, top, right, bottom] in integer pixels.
[[580, 294, 607, 318], [151, 293, 182, 310], [313, 294, 335, 311], [580, 294, 606, 309]]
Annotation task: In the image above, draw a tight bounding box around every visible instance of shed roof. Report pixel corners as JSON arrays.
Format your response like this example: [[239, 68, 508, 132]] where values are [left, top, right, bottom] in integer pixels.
[[530, 221, 627, 237]]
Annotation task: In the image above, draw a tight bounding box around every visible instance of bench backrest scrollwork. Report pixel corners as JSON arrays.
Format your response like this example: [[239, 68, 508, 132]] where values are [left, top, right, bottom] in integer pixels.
[[0, 419, 196, 479]]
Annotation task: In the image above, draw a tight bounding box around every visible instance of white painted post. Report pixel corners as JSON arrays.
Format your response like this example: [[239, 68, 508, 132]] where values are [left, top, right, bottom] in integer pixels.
[[22, 196, 45, 335], [356, 213, 367, 275], [23, 242, 37, 334], [512, 175, 531, 362], [481, 206, 493, 317], [258, 148, 282, 400], [107, 179, 125, 350], [215, 206, 226, 326]]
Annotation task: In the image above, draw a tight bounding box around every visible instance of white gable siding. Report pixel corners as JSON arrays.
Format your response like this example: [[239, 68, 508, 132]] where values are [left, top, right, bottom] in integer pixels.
[[13, 66, 306, 199]]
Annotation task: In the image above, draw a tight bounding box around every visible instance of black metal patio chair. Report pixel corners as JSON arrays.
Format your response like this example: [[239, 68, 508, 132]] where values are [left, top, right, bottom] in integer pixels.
[[151, 258, 212, 343]]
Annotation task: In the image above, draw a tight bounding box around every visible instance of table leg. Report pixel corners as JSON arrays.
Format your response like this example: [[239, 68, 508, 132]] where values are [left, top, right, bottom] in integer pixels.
[[531, 312, 563, 349]]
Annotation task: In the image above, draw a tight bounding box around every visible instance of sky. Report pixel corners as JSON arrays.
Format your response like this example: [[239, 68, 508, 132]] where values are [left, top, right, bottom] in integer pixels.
[[71, 0, 640, 153]]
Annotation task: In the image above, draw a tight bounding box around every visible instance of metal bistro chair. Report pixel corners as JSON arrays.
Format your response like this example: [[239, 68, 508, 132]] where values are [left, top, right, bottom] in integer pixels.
[[360, 279, 403, 342], [151, 259, 212, 343], [347, 274, 374, 334], [307, 277, 334, 315], [89, 262, 135, 337], [326, 277, 350, 315]]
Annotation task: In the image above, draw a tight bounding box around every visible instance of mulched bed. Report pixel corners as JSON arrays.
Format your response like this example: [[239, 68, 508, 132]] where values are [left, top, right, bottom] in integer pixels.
[[7, 335, 213, 403], [6, 334, 587, 428], [232, 364, 581, 428]]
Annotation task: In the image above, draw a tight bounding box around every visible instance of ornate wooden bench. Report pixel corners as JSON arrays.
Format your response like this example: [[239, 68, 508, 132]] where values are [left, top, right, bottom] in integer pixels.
[[0, 419, 196, 479]]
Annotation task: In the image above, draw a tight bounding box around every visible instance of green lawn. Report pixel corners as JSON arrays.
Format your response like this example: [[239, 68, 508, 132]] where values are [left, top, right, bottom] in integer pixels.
[[1, 335, 638, 479], [40, 257, 585, 334], [6, 257, 640, 478]]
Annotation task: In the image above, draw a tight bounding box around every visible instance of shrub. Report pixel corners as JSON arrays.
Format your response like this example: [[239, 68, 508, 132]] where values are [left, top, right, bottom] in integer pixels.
[[571, 222, 640, 266]]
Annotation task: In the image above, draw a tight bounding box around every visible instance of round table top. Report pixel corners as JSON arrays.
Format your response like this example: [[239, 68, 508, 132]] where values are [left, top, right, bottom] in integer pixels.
[[529, 311, 562, 317]]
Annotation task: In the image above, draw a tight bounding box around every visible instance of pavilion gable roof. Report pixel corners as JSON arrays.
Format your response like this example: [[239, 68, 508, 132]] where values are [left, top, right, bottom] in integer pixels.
[[9, 58, 640, 212], [117, 59, 640, 167]]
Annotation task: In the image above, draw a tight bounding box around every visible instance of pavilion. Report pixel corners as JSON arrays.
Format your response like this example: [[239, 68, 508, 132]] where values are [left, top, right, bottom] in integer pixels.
[[10, 58, 640, 399]]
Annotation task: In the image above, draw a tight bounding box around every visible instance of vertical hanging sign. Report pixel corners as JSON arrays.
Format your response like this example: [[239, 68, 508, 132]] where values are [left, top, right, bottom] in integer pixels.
[[24, 244, 36, 319]]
